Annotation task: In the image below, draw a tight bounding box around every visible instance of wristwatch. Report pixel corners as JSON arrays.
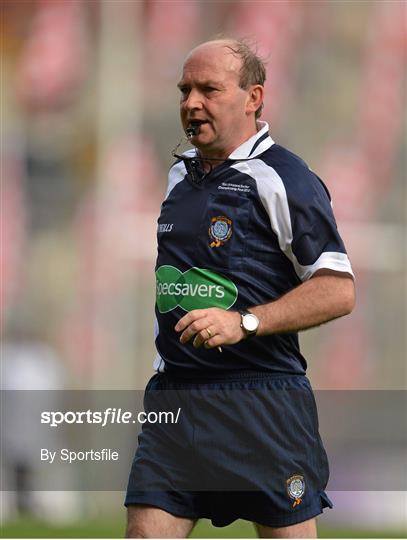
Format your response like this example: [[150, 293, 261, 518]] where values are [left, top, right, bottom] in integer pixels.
[[239, 309, 259, 338]]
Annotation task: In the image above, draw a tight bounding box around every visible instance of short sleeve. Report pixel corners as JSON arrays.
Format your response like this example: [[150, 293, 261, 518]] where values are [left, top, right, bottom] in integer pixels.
[[247, 157, 354, 281]]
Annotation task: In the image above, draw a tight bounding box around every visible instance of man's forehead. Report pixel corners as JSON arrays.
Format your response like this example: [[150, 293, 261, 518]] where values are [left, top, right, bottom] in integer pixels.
[[181, 41, 242, 78]]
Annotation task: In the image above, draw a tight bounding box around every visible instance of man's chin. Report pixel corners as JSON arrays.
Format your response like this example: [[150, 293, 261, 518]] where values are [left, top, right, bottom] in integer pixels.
[[191, 136, 215, 150]]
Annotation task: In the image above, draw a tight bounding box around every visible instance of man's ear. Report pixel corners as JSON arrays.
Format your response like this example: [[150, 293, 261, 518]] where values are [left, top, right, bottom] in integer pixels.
[[245, 85, 264, 115]]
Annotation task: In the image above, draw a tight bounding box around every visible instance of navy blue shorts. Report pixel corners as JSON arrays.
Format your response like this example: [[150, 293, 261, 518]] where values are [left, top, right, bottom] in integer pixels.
[[125, 372, 333, 528]]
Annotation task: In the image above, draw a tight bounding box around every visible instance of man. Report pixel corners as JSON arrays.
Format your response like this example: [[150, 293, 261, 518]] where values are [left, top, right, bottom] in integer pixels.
[[125, 38, 355, 538]]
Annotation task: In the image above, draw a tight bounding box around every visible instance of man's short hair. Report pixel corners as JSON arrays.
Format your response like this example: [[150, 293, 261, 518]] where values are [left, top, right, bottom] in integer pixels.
[[225, 39, 266, 119]]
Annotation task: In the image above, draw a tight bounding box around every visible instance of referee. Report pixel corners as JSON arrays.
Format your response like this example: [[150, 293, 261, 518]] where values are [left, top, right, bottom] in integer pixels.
[[125, 38, 355, 538]]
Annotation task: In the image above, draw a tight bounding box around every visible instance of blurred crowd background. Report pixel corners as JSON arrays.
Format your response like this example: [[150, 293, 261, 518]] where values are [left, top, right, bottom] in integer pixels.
[[1, 0, 406, 535]]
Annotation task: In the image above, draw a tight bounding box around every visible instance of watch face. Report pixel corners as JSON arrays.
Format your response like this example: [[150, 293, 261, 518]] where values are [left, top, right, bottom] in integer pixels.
[[243, 313, 258, 332]]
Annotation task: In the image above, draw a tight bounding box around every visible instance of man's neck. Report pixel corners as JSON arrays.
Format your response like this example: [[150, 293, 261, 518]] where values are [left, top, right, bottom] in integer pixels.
[[197, 152, 226, 173], [197, 124, 260, 171]]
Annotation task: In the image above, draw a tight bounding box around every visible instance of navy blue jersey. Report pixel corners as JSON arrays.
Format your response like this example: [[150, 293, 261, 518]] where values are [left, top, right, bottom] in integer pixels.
[[153, 122, 353, 375]]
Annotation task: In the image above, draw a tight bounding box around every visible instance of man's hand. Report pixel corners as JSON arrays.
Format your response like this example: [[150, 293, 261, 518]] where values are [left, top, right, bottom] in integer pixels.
[[175, 308, 245, 349]]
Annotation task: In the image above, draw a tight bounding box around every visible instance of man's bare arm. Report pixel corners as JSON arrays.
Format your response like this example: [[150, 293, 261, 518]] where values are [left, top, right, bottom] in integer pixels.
[[176, 270, 355, 348], [251, 270, 355, 336]]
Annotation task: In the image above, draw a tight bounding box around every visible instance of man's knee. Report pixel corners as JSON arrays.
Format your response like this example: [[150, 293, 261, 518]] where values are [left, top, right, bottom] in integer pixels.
[[126, 504, 195, 538], [255, 517, 317, 538], [126, 505, 149, 538], [126, 524, 149, 539]]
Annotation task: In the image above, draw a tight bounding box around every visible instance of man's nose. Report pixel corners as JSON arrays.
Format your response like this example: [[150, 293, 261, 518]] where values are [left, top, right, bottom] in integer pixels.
[[183, 89, 203, 111]]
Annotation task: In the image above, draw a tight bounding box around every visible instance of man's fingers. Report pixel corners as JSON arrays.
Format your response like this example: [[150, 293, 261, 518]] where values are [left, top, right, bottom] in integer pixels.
[[175, 308, 239, 349], [203, 334, 223, 349], [179, 318, 210, 344], [175, 310, 206, 332], [193, 326, 216, 348]]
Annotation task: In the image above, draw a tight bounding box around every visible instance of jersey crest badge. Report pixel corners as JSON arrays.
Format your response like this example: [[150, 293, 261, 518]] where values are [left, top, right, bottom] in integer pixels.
[[208, 216, 232, 248], [286, 474, 305, 508]]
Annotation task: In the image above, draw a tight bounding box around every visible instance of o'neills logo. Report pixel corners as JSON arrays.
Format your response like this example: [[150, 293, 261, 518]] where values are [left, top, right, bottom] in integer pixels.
[[155, 265, 238, 313]]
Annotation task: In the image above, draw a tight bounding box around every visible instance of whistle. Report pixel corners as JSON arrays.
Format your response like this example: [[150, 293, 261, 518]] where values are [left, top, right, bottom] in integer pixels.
[[186, 125, 199, 138]]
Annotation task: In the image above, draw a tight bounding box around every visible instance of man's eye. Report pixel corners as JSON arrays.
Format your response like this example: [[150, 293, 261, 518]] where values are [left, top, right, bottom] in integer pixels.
[[204, 87, 217, 93]]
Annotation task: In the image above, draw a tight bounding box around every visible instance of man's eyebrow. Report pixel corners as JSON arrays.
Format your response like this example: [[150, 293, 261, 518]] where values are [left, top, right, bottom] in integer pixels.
[[177, 80, 224, 89]]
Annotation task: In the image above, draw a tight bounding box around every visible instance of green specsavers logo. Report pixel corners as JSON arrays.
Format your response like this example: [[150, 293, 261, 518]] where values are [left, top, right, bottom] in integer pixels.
[[156, 266, 238, 313]]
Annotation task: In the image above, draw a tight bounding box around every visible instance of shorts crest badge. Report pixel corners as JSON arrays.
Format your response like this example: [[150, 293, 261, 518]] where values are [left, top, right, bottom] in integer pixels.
[[287, 474, 305, 508], [208, 216, 232, 248]]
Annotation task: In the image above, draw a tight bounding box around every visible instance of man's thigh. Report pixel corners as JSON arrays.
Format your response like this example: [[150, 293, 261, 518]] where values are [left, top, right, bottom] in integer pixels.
[[126, 505, 196, 538], [255, 517, 317, 539]]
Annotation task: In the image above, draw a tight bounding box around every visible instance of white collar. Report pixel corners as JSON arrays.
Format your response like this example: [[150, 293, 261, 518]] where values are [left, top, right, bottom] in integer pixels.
[[181, 121, 274, 161], [228, 121, 274, 160]]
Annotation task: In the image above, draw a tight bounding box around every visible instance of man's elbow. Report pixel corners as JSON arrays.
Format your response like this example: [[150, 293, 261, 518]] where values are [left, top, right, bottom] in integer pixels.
[[338, 279, 356, 316]]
